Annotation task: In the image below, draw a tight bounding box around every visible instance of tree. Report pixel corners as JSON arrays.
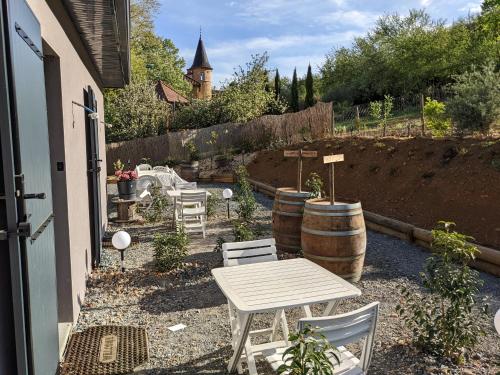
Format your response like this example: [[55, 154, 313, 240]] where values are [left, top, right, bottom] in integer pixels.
[[304, 64, 315, 108], [105, 81, 170, 142], [290, 68, 299, 112], [274, 69, 281, 99], [446, 62, 500, 133]]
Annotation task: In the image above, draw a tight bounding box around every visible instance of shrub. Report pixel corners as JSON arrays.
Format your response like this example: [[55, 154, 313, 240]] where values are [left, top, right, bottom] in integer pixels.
[[234, 165, 257, 223], [232, 220, 255, 242], [277, 325, 340, 375], [424, 97, 452, 136], [446, 62, 500, 133], [153, 226, 189, 272], [305, 172, 323, 198], [396, 221, 486, 363], [142, 186, 169, 223]]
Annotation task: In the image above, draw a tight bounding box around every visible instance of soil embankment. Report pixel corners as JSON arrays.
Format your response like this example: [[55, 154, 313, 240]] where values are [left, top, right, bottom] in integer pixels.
[[247, 137, 500, 250]]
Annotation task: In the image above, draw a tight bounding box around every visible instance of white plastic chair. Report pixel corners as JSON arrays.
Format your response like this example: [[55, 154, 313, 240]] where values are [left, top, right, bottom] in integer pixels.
[[136, 175, 159, 212], [178, 191, 207, 238], [264, 302, 380, 375], [222, 239, 290, 373], [136, 163, 152, 171]]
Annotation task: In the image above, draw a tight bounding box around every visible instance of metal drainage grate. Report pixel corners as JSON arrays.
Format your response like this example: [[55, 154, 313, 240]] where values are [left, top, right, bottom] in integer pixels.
[[62, 325, 149, 375]]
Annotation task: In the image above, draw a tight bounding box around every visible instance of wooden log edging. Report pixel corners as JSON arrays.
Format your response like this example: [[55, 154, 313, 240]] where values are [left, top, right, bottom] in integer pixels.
[[246, 178, 500, 277]]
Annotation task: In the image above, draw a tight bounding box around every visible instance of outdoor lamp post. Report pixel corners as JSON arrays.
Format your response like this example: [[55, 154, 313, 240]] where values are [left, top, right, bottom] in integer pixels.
[[112, 230, 131, 272], [222, 188, 233, 219]]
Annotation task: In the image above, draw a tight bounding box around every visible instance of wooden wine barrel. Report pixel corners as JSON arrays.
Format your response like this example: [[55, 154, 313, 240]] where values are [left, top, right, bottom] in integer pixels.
[[272, 188, 311, 253], [301, 198, 366, 282]]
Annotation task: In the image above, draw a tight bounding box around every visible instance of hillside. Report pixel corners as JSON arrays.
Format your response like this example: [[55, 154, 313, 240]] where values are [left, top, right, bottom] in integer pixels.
[[247, 137, 500, 250]]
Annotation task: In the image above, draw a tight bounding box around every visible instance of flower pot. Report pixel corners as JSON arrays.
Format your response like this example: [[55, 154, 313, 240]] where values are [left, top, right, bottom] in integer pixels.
[[117, 180, 137, 200], [180, 161, 199, 181]]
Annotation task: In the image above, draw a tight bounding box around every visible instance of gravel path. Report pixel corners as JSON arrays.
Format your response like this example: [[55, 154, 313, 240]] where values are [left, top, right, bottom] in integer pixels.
[[74, 183, 500, 374]]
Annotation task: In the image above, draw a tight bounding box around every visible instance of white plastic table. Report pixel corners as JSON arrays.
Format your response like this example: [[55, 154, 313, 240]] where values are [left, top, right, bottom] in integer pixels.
[[212, 258, 362, 374]]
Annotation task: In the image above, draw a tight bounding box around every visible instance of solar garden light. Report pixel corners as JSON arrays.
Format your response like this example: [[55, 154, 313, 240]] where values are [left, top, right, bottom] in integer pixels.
[[495, 309, 500, 335], [112, 230, 131, 272], [222, 188, 233, 219]]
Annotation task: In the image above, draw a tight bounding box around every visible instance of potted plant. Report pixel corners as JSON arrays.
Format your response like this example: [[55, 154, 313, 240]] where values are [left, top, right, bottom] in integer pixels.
[[114, 160, 138, 200], [180, 141, 200, 180]]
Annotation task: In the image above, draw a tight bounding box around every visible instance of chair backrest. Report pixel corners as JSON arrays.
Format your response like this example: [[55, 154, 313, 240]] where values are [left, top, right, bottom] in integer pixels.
[[176, 181, 197, 190], [298, 302, 379, 372], [153, 166, 170, 173], [136, 163, 152, 171], [180, 191, 207, 205], [222, 238, 277, 267]]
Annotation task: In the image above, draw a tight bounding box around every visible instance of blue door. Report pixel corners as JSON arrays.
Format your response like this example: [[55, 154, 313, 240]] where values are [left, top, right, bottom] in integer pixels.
[[5, 1, 59, 374]]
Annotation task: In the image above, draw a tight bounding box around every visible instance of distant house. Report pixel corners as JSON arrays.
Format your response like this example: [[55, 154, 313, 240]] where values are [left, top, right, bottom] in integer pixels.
[[156, 80, 189, 110], [0, 1, 130, 374]]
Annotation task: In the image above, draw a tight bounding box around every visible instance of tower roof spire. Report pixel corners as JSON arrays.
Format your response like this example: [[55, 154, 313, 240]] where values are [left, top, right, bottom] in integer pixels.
[[190, 33, 212, 70]]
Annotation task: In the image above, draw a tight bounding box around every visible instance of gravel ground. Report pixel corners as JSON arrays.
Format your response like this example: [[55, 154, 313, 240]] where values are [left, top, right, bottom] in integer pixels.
[[74, 183, 500, 374]]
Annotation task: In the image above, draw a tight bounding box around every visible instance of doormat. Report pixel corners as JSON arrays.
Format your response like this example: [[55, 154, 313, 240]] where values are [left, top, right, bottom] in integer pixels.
[[61, 325, 149, 375]]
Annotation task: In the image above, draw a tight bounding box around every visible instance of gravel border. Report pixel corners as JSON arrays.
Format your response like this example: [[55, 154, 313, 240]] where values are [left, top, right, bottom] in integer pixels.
[[73, 183, 500, 374]]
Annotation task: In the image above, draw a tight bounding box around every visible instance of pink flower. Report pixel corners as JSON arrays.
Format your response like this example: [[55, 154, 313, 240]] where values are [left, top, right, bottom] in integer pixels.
[[129, 171, 138, 180], [121, 173, 130, 181], [114, 170, 122, 177]]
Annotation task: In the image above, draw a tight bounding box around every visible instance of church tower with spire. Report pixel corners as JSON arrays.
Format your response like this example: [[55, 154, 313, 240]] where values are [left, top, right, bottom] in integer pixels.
[[186, 34, 213, 100]]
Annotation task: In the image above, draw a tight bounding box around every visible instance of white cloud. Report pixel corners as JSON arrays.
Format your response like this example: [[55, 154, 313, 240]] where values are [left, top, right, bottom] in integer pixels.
[[420, 0, 432, 6], [459, 2, 482, 13], [317, 10, 380, 28]]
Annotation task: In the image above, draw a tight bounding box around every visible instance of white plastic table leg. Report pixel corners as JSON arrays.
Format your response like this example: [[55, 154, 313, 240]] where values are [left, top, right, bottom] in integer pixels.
[[323, 300, 341, 316], [228, 312, 254, 373]]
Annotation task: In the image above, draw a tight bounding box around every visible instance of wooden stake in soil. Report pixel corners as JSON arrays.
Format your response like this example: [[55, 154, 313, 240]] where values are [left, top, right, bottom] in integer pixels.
[[323, 154, 344, 204], [284, 149, 318, 192]]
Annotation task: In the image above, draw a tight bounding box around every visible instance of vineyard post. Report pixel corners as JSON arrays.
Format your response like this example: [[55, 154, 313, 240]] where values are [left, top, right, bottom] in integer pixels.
[[420, 93, 425, 136]]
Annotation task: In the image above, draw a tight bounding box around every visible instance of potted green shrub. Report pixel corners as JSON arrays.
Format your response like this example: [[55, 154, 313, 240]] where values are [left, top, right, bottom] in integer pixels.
[[180, 141, 200, 180], [114, 160, 138, 200]]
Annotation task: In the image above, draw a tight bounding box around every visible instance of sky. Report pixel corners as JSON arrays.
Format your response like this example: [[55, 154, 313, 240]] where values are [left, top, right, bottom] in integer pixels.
[[154, 0, 483, 87]]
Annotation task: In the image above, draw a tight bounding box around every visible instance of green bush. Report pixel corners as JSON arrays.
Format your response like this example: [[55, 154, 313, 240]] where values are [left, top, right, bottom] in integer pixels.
[[142, 186, 169, 223], [234, 165, 257, 223], [305, 172, 323, 198], [424, 97, 452, 136], [213, 236, 226, 252], [153, 226, 189, 272], [396, 221, 486, 363], [446, 62, 500, 133], [232, 220, 255, 242], [277, 325, 340, 375]]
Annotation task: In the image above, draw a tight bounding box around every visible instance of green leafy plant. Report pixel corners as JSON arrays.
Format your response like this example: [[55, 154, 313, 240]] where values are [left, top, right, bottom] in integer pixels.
[[424, 97, 452, 136], [206, 193, 220, 218], [214, 236, 226, 252], [396, 221, 486, 363], [206, 131, 219, 169], [186, 140, 200, 162], [232, 220, 255, 242], [277, 325, 340, 375], [142, 186, 169, 223], [113, 159, 125, 172], [234, 165, 257, 223], [153, 226, 189, 272], [305, 172, 323, 199]]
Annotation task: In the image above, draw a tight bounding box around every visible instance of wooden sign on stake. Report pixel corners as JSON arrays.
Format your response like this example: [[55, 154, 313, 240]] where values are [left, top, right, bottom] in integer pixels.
[[284, 149, 318, 192], [323, 154, 344, 205]]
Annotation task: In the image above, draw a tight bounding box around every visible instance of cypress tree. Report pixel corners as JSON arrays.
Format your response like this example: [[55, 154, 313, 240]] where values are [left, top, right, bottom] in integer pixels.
[[291, 68, 299, 112], [304, 64, 315, 108], [274, 69, 281, 99]]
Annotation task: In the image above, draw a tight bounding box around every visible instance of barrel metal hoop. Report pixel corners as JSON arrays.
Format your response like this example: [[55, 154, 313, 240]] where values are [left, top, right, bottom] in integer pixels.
[[301, 226, 365, 237], [277, 190, 311, 198], [304, 201, 362, 210], [303, 251, 365, 262], [275, 199, 306, 206], [303, 209, 363, 217], [272, 210, 303, 217]]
